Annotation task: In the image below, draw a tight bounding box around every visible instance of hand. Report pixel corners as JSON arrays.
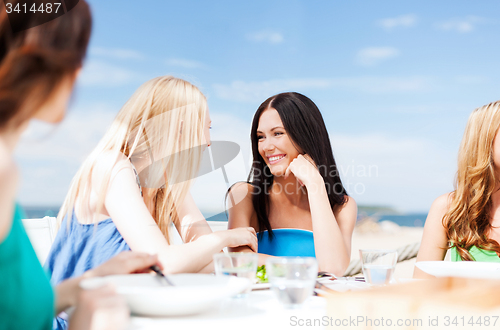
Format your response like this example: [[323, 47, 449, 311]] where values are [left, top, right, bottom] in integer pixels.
[[217, 227, 258, 252], [68, 284, 129, 330], [284, 154, 323, 188], [87, 251, 162, 278]]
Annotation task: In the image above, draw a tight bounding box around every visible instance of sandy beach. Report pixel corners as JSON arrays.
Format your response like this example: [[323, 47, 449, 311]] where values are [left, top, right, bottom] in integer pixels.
[[351, 220, 424, 279]]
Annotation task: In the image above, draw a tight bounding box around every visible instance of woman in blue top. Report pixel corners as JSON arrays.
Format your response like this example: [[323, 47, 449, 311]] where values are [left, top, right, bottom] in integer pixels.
[[45, 75, 258, 317], [228, 92, 357, 276], [0, 2, 161, 329]]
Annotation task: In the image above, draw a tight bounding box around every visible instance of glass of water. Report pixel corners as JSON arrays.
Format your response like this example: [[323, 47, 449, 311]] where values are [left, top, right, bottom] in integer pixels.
[[266, 257, 318, 309], [359, 249, 398, 285], [213, 252, 258, 296]]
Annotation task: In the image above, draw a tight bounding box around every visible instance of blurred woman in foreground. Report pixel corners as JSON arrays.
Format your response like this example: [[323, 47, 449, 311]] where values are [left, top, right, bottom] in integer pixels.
[[415, 101, 500, 278], [0, 2, 160, 329]]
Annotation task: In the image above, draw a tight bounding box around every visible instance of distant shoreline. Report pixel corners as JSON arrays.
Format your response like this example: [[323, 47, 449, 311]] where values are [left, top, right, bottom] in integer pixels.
[[22, 205, 428, 227]]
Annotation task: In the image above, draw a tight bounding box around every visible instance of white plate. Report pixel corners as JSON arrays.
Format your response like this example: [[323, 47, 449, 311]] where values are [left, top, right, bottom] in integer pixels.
[[415, 261, 500, 279], [80, 273, 250, 316]]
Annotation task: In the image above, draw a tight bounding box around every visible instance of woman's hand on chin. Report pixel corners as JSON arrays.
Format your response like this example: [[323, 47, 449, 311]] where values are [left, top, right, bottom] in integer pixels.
[[284, 154, 323, 188]]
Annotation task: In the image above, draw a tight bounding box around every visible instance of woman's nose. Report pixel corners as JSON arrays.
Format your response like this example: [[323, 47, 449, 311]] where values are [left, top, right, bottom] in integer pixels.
[[262, 139, 274, 152]]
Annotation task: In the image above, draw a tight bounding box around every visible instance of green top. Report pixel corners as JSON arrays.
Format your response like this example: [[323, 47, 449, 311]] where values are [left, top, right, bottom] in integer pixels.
[[0, 204, 55, 330], [450, 245, 500, 262]]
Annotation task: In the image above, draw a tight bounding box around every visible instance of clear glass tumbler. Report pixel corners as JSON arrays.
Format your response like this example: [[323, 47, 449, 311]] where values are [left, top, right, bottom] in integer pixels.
[[359, 249, 398, 285], [266, 257, 318, 309], [213, 252, 258, 296]]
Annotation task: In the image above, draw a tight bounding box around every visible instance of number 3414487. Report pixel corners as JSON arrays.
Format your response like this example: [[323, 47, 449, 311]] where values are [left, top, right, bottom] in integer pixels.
[[5, 2, 62, 14]]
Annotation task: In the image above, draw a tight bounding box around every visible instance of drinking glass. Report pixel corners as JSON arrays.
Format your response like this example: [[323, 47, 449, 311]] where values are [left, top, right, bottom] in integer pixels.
[[213, 252, 258, 296], [359, 249, 398, 285], [266, 257, 318, 309]]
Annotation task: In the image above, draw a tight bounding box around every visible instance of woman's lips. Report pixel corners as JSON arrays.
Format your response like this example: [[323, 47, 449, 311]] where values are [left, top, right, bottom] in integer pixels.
[[268, 154, 285, 165]]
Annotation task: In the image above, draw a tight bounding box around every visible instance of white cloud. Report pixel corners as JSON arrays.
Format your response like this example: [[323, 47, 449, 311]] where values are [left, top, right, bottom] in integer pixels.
[[79, 60, 144, 87], [213, 78, 330, 103], [165, 58, 205, 69], [377, 14, 417, 30], [213, 76, 429, 102], [246, 30, 284, 44], [356, 47, 400, 66], [89, 47, 145, 60], [435, 16, 486, 33], [15, 104, 118, 205]]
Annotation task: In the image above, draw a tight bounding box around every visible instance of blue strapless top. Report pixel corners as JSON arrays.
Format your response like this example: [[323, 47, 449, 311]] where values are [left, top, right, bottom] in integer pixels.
[[44, 212, 130, 330], [257, 229, 316, 257]]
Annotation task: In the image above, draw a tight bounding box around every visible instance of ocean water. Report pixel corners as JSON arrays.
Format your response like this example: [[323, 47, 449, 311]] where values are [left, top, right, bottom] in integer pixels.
[[21, 206, 428, 228]]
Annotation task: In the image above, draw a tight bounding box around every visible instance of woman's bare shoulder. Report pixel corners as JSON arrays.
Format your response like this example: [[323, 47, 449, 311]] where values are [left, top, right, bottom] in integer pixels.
[[334, 195, 357, 217], [228, 181, 254, 196], [432, 192, 453, 210], [425, 192, 453, 226], [227, 182, 257, 228]]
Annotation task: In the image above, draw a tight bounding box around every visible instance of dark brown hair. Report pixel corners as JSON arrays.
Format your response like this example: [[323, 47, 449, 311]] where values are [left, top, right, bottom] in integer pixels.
[[249, 92, 347, 237], [0, 0, 91, 130]]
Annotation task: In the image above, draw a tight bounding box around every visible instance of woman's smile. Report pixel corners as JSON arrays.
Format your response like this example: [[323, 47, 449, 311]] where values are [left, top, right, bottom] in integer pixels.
[[267, 154, 286, 165]]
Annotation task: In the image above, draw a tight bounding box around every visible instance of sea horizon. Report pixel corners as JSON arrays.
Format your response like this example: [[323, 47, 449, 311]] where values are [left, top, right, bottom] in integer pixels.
[[21, 205, 428, 228]]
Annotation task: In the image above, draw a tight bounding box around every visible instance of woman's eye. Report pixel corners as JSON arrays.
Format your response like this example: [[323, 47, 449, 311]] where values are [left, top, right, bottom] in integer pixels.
[[275, 132, 283, 136], [257, 135, 264, 140]]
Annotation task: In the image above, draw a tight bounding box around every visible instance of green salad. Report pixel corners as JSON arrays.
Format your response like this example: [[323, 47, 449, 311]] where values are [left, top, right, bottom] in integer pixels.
[[256, 265, 268, 283]]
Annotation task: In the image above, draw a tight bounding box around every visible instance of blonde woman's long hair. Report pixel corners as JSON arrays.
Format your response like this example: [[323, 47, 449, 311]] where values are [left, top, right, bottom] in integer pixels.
[[58, 76, 207, 243], [444, 100, 500, 260]]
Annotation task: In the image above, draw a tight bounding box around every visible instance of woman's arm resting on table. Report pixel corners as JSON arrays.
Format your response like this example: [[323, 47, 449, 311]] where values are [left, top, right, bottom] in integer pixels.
[[413, 193, 451, 279], [104, 161, 256, 274], [227, 182, 274, 265], [174, 192, 213, 243]]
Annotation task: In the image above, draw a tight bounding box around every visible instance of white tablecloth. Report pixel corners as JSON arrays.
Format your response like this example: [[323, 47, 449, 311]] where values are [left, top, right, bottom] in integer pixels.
[[130, 290, 327, 330]]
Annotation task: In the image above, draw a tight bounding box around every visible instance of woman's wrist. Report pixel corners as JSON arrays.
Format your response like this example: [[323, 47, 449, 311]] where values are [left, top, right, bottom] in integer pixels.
[[206, 231, 228, 250], [304, 174, 326, 194], [55, 277, 82, 313]]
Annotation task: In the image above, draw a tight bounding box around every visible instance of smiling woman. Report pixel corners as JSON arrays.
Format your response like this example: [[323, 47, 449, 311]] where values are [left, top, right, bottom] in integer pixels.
[[227, 92, 357, 275]]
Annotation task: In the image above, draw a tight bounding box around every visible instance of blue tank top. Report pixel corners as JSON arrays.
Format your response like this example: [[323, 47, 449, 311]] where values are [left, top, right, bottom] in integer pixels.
[[257, 228, 316, 257], [44, 212, 130, 330]]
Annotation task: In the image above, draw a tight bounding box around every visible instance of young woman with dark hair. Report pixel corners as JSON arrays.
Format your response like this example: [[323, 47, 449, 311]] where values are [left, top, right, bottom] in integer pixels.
[[0, 2, 160, 329], [228, 92, 357, 275]]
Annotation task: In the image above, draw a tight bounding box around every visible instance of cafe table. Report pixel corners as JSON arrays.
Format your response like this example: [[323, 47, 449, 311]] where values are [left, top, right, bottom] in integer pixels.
[[129, 289, 325, 330], [128, 280, 368, 330]]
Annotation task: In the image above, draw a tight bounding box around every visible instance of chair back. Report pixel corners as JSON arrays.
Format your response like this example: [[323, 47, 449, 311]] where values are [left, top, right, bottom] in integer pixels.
[[22, 216, 58, 264]]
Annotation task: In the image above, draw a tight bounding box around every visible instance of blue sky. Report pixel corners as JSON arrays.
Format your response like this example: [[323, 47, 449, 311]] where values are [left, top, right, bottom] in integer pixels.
[[14, 0, 500, 214]]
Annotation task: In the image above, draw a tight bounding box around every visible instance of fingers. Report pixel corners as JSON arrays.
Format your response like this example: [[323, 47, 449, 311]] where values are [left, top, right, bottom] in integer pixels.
[[284, 163, 292, 179], [246, 227, 258, 252], [122, 252, 160, 274], [302, 154, 316, 167]]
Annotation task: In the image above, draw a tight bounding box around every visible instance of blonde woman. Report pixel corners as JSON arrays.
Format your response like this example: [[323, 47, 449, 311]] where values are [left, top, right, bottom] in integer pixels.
[[45, 77, 257, 309], [415, 101, 500, 278]]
